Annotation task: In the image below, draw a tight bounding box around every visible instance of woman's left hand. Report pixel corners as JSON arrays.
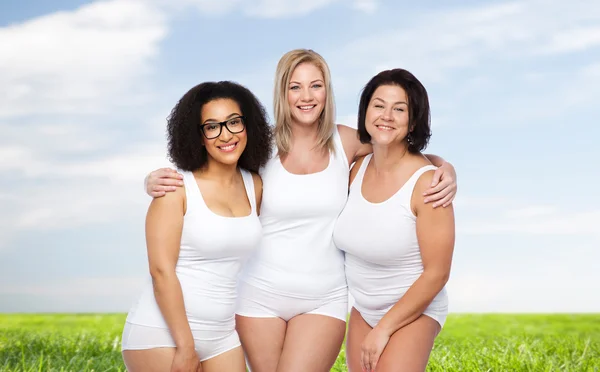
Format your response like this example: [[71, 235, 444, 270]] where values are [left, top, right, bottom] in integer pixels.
[[360, 327, 391, 372], [424, 161, 457, 208]]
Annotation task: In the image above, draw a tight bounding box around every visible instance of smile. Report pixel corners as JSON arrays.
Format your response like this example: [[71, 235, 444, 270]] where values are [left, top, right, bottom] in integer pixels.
[[375, 125, 394, 131], [217, 142, 238, 152], [298, 105, 316, 112]]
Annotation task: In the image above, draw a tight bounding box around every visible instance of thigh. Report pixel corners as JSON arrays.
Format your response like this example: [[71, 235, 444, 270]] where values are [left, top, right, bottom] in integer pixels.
[[122, 348, 175, 372], [201, 346, 246, 372], [376, 314, 441, 372], [276, 313, 346, 372], [346, 307, 372, 372], [236, 315, 287, 372]]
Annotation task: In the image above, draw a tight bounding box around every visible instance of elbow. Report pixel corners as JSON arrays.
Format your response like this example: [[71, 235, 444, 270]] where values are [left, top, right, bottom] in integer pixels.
[[149, 265, 176, 284], [425, 269, 450, 288]]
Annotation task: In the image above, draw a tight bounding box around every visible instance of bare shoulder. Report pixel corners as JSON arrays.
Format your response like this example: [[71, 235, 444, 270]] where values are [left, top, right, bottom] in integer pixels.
[[337, 123, 356, 137], [412, 166, 454, 216], [149, 182, 186, 214]]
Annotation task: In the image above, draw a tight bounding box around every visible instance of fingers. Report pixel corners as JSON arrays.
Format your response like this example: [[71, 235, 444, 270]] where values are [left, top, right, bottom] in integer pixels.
[[154, 168, 183, 180], [155, 178, 184, 187], [434, 192, 455, 208], [147, 168, 183, 198], [424, 176, 452, 200], [150, 190, 167, 198], [154, 185, 178, 193], [429, 168, 443, 188], [361, 347, 377, 372], [360, 350, 367, 372]]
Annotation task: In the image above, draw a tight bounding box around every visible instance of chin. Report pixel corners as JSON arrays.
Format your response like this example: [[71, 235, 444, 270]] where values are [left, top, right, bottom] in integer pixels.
[[292, 112, 321, 127], [369, 135, 397, 147]]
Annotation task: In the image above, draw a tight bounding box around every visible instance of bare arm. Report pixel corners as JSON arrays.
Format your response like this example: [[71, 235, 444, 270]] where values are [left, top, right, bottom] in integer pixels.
[[146, 187, 199, 369], [375, 170, 455, 334]]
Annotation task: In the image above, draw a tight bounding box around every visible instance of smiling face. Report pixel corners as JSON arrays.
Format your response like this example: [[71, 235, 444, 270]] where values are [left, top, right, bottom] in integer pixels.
[[200, 98, 247, 167], [286, 62, 327, 127], [365, 84, 411, 146]]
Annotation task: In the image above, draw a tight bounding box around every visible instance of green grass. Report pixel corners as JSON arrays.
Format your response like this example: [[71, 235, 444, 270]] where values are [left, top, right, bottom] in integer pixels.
[[1, 314, 598, 371]]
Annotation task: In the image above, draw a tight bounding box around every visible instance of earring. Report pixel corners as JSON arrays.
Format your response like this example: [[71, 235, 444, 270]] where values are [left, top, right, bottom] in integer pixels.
[[407, 132, 414, 145]]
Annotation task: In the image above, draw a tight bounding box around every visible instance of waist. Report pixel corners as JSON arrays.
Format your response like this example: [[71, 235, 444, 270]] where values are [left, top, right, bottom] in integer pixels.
[[240, 257, 347, 299], [352, 286, 448, 313], [126, 279, 238, 329]]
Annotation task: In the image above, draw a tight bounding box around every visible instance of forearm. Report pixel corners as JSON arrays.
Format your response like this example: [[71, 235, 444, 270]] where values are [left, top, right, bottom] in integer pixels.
[[152, 272, 194, 349], [424, 154, 445, 167], [375, 272, 448, 336]]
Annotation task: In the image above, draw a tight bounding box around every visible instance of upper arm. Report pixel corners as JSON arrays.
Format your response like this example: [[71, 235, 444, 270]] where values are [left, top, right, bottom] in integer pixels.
[[145, 186, 186, 274], [412, 171, 455, 277], [337, 124, 373, 165], [251, 172, 263, 215]]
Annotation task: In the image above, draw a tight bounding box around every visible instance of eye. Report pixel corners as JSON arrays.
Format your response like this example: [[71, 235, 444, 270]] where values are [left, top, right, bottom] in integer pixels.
[[374, 104, 384, 109], [228, 118, 242, 126], [311, 84, 323, 88], [394, 107, 405, 112], [290, 85, 300, 90], [206, 124, 219, 131]]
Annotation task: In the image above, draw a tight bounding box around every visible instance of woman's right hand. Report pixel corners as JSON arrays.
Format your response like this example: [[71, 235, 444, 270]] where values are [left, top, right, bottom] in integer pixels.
[[145, 168, 184, 198], [170, 347, 201, 372]]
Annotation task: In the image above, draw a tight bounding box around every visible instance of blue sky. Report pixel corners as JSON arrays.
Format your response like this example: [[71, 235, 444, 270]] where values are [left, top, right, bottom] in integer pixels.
[[1, 0, 599, 313]]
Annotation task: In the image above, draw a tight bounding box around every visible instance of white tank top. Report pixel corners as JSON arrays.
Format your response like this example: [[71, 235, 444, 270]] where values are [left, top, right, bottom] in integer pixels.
[[239, 127, 349, 299], [126, 169, 262, 331], [333, 154, 448, 324]]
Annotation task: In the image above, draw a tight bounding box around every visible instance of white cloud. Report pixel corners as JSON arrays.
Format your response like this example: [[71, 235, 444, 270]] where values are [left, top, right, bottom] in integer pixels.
[[245, 0, 339, 18], [0, 0, 167, 117], [458, 203, 600, 236], [163, 0, 340, 18], [536, 26, 600, 55], [329, 0, 600, 89], [9, 144, 171, 231], [353, 0, 378, 14], [0, 277, 146, 296]]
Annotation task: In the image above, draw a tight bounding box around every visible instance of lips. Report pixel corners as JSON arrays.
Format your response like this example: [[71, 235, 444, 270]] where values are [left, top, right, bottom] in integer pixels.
[[375, 124, 394, 131], [217, 142, 238, 152], [297, 104, 316, 112]]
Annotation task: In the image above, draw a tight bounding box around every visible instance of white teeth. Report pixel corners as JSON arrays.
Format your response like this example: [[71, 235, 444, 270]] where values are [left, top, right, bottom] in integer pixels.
[[299, 105, 316, 110], [219, 143, 236, 151], [377, 125, 393, 130]]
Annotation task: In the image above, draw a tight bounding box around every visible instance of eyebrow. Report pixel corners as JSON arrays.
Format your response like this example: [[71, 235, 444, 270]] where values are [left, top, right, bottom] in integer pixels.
[[372, 97, 408, 105], [202, 112, 242, 124], [289, 79, 324, 85]]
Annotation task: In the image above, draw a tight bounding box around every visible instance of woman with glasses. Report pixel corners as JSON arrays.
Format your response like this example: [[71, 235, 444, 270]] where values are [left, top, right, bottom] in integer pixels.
[[121, 81, 272, 372], [143, 49, 458, 372]]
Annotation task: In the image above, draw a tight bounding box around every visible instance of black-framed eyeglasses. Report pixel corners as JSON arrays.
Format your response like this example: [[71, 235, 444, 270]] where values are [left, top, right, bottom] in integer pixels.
[[198, 116, 246, 139]]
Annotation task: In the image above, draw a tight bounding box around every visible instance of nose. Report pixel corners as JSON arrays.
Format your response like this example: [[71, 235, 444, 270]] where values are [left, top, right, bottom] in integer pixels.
[[381, 107, 393, 122], [218, 124, 234, 142], [300, 87, 313, 102]]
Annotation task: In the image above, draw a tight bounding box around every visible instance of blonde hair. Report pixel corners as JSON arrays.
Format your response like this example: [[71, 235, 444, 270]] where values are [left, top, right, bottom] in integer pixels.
[[273, 49, 336, 156]]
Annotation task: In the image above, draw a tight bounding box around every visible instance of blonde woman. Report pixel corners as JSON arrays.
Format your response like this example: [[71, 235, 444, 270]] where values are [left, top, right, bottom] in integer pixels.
[[144, 49, 457, 372]]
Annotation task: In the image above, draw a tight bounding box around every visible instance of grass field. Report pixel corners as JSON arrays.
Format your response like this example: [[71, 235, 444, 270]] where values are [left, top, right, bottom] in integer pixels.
[[0, 313, 598, 371]]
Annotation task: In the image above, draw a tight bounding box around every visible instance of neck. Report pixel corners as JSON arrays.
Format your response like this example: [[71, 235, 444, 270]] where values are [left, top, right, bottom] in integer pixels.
[[289, 120, 320, 151], [371, 142, 410, 173], [196, 158, 239, 186]]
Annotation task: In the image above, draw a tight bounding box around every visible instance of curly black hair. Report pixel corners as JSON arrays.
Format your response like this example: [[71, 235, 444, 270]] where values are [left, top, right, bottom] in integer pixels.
[[167, 81, 272, 173], [357, 69, 431, 153]]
